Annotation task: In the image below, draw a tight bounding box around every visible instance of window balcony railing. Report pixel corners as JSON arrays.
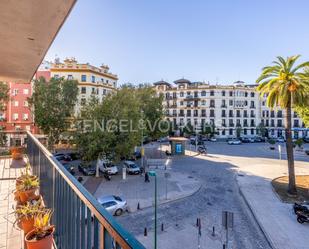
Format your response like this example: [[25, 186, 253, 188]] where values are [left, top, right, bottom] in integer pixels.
[[26, 131, 145, 249]]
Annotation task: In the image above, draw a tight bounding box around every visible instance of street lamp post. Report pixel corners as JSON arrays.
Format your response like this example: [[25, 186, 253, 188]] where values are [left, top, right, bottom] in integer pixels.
[[149, 170, 157, 249]]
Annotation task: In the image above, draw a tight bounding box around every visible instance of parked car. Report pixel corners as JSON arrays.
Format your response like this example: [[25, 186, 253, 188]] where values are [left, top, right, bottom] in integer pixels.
[[227, 139, 242, 145], [63, 163, 75, 175], [210, 137, 217, 142], [66, 152, 81, 161], [157, 137, 169, 143], [276, 137, 285, 143], [54, 154, 71, 164], [97, 159, 118, 175], [98, 195, 127, 216], [78, 164, 96, 176], [190, 139, 204, 145], [123, 161, 141, 175], [241, 137, 255, 143], [254, 136, 266, 142]]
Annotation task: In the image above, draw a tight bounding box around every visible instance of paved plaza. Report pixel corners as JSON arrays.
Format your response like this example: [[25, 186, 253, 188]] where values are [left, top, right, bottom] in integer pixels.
[[116, 141, 309, 249], [94, 168, 201, 212]]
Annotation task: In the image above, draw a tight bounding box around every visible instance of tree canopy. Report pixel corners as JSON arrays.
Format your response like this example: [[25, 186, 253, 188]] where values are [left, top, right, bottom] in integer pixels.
[[256, 55, 309, 195], [29, 77, 79, 150], [74, 85, 166, 161], [0, 82, 9, 112]]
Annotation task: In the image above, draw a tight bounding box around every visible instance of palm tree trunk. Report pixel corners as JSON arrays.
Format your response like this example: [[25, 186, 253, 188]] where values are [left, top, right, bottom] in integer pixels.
[[285, 105, 297, 195]]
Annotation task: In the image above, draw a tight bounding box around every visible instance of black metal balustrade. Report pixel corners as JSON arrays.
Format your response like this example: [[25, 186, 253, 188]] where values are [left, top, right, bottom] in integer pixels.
[[26, 131, 145, 249]]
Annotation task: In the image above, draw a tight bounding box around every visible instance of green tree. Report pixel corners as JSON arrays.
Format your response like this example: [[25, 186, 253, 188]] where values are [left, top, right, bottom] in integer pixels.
[[236, 125, 242, 138], [136, 84, 166, 140], [256, 55, 309, 195], [0, 82, 9, 112], [74, 85, 165, 161], [256, 122, 267, 137], [294, 105, 309, 127], [294, 67, 309, 127], [29, 77, 78, 151], [0, 127, 7, 147]]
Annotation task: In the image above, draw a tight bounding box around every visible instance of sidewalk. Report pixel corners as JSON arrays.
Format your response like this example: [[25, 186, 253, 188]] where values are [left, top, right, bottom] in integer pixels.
[[236, 158, 309, 249], [94, 169, 201, 212]]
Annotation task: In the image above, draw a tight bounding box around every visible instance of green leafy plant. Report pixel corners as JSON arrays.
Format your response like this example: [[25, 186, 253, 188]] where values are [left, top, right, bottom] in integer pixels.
[[16, 177, 39, 191], [268, 139, 276, 145], [15, 200, 46, 221], [256, 55, 309, 195], [32, 210, 54, 240]]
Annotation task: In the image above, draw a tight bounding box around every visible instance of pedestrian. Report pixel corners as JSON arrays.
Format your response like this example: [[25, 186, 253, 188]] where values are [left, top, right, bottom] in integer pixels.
[[145, 171, 150, 182]]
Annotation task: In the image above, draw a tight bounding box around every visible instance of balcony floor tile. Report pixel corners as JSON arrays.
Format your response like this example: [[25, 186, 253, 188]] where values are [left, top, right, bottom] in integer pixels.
[[0, 157, 26, 249]]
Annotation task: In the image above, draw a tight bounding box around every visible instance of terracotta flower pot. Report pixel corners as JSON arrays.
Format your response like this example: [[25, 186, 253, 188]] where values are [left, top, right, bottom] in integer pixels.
[[19, 188, 38, 204], [12, 152, 23, 160], [25, 226, 55, 249], [21, 217, 35, 234], [14, 191, 21, 202]]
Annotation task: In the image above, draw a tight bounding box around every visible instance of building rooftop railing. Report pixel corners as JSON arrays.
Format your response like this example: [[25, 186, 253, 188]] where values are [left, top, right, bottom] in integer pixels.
[[26, 131, 145, 249]]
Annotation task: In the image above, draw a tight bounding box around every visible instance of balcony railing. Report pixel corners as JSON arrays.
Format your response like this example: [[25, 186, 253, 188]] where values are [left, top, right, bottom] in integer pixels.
[[26, 131, 145, 249]]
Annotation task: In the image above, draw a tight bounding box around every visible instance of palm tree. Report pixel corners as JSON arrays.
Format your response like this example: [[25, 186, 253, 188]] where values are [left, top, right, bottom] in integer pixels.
[[256, 55, 309, 195]]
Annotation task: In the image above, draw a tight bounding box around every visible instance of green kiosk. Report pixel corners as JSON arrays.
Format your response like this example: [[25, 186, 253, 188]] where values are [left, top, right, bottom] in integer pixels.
[[169, 137, 188, 155]]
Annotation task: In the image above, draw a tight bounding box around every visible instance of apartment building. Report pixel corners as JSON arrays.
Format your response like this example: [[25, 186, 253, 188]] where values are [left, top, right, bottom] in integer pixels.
[[48, 58, 118, 114], [154, 79, 308, 139], [0, 82, 38, 146]]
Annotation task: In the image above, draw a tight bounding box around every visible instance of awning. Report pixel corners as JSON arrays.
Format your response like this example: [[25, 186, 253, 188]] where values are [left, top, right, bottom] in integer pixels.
[[0, 0, 76, 83]]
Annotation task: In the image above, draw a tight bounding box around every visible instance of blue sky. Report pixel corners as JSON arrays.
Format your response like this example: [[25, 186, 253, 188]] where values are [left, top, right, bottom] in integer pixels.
[[45, 0, 309, 85]]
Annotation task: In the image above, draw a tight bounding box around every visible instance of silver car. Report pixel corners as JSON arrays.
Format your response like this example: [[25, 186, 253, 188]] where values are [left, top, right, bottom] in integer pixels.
[[123, 161, 141, 175], [97, 195, 127, 216], [227, 139, 242, 145]]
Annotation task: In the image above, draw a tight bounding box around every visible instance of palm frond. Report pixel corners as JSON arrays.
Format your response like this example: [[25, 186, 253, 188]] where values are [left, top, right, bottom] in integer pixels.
[[291, 61, 309, 74]]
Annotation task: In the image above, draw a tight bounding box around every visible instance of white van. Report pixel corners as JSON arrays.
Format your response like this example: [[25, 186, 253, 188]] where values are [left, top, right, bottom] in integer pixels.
[[97, 159, 118, 175]]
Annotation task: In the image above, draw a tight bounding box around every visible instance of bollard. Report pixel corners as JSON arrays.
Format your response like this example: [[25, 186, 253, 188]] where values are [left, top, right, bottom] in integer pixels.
[[144, 227, 147, 236], [161, 223, 164, 231], [212, 226, 215, 236], [137, 202, 140, 210], [196, 218, 199, 227]]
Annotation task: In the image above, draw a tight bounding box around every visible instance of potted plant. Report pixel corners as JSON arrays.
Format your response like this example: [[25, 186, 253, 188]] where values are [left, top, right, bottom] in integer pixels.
[[268, 139, 276, 150], [25, 211, 55, 249], [15, 199, 46, 234], [16, 163, 37, 187], [10, 146, 24, 160], [16, 176, 39, 204]]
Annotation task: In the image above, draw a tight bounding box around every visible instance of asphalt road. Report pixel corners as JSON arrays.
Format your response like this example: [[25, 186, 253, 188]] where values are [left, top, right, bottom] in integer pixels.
[[116, 142, 307, 249]]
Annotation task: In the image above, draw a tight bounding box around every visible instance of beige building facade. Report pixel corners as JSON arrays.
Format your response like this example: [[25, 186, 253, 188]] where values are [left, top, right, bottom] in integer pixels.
[[49, 58, 118, 114], [154, 79, 308, 139]]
